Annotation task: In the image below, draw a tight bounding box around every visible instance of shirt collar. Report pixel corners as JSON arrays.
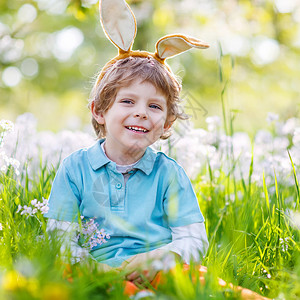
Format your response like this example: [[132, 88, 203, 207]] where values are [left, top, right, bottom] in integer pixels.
[[87, 139, 157, 175], [134, 146, 157, 175], [87, 139, 110, 170]]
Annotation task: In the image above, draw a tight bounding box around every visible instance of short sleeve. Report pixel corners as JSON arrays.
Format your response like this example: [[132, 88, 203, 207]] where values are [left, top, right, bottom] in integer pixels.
[[44, 161, 81, 222], [163, 165, 204, 227]]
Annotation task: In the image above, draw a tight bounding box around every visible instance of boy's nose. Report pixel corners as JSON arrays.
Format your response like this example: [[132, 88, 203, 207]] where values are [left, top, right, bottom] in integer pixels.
[[134, 111, 148, 119]]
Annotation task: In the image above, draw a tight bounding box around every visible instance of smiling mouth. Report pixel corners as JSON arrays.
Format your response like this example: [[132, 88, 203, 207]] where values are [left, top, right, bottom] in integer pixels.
[[125, 126, 149, 133]]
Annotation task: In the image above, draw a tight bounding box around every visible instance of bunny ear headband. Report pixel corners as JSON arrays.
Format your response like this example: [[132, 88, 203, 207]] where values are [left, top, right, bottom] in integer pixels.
[[98, 0, 209, 83]]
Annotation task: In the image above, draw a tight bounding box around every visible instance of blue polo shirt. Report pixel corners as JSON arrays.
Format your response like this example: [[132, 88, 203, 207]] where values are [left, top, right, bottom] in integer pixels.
[[45, 139, 204, 267]]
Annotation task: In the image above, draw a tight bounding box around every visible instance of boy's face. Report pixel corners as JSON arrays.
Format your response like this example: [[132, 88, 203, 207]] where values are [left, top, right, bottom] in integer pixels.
[[92, 79, 171, 162]]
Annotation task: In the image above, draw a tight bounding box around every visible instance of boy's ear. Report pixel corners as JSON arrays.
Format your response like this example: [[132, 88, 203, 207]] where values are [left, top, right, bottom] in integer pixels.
[[163, 117, 175, 132], [91, 101, 105, 125]]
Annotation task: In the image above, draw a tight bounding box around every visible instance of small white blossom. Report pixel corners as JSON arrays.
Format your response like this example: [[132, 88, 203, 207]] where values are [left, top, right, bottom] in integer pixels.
[[0, 165, 7, 172], [0, 120, 14, 132], [282, 118, 300, 135], [132, 291, 155, 299], [279, 238, 289, 252], [206, 116, 221, 131], [293, 128, 300, 145], [0, 223, 3, 231], [16, 205, 22, 213], [20, 206, 33, 216], [0, 149, 20, 175], [266, 112, 279, 123], [78, 217, 110, 250], [16, 198, 49, 216], [40, 205, 49, 214], [31, 199, 38, 206], [288, 210, 300, 230]]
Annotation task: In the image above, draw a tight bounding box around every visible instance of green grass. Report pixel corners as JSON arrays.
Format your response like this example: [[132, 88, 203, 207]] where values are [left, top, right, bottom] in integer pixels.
[[0, 150, 299, 300]]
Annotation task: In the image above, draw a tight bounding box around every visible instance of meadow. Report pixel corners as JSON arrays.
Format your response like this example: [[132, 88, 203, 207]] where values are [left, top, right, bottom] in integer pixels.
[[1, 0, 300, 298], [0, 111, 299, 300]]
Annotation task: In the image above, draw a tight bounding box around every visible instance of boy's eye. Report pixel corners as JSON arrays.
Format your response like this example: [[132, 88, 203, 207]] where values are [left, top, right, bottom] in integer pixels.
[[149, 104, 162, 110], [121, 99, 133, 104]]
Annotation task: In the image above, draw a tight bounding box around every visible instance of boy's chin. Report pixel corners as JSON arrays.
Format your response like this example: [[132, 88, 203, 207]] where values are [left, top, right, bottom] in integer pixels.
[[124, 140, 150, 153]]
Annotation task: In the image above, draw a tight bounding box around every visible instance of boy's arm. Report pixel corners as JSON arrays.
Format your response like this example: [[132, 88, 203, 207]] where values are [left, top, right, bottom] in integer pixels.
[[122, 222, 208, 284], [159, 222, 209, 264]]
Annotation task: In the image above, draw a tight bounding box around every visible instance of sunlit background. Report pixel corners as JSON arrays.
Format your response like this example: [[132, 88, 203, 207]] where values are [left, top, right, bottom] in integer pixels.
[[1, 0, 300, 135]]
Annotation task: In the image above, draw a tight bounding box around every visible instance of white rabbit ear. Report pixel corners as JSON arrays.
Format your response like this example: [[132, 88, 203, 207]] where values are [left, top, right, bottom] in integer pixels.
[[155, 34, 209, 60], [99, 0, 137, 53]]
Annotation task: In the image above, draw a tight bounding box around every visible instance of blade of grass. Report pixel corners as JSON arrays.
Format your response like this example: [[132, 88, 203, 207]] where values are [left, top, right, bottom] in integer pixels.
[[263, 172, 271, 219], [287, 150, 300, 209]]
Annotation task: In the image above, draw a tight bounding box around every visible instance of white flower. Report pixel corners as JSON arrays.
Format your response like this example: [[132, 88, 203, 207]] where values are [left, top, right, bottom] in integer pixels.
[[7, 158, 20, 169], [20, 206, 33, 216], [206, 116, 221, 131], [282, 118, 300, 135], [132, 290, 155, 299], [32, 198, 49, 214], [287, 210, 300, 230], [42, 198, 49, 206], [79, 218, 110, 250], [16, 198, 49, 216], [40, 205, 49, 214], [279, 238, 289, 252], [293, 128, 300, 146], [0, 165, 7, 172], [0, 153, 20, 175], [16, 205, 22, 213], [0, 223, 3, 231], [0, 120, 14, 132], [33, 201, 43, 209], [31, 199, 38, 206], [266, 112, 279, 123]]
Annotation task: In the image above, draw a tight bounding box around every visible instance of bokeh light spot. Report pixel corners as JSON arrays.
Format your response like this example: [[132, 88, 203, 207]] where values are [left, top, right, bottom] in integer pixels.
[[18, 4, 37, 23], [52, 27, 84, 61], [252, 37, 280, 65], [34, 0, 69, 15], [21, 58, 39, 77], [2, 67, 22, 87], [275, 0, 298, 13]]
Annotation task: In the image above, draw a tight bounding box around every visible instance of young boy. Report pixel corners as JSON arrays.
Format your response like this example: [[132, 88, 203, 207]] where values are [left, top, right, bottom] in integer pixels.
[[45, 56, 209, 284]]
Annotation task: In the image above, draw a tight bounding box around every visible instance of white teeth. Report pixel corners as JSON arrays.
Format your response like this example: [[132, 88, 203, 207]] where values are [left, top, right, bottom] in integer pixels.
[[127, 126, 147, 132]]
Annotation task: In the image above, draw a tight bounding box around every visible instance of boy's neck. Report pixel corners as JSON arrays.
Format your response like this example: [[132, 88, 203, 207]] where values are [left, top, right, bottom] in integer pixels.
[[102, 141, 146, 165]]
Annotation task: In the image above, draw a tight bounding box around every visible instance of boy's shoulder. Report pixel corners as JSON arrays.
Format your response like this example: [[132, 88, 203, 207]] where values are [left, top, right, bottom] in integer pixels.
[[62, 146, 90, 164], [152, 148, 183, 172], [151, 149, 191, 183], [61, 141, 101, 170]]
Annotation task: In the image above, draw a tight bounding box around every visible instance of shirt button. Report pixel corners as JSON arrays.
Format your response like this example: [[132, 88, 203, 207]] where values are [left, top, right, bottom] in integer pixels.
[[115, 183, 122, 189]]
